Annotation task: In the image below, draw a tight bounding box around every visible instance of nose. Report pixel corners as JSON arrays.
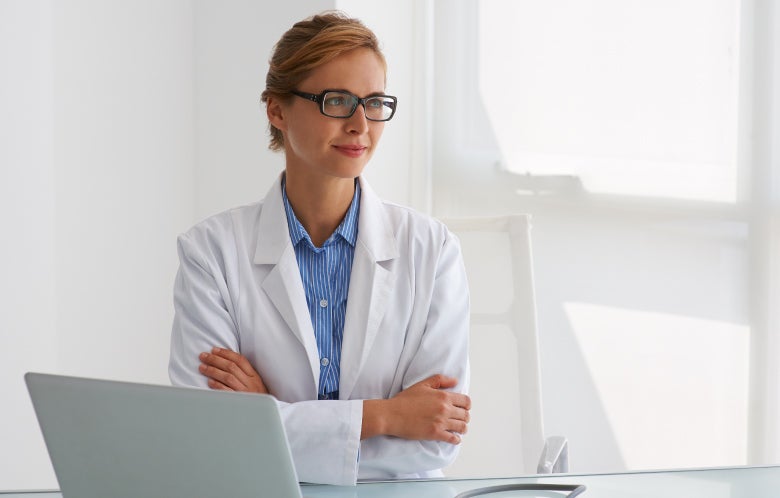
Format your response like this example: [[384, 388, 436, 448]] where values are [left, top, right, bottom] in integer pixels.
[[345, 104, 370, 135]]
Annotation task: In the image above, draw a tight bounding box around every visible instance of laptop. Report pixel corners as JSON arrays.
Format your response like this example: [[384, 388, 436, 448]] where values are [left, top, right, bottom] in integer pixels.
[[25, 372, 303, 498]]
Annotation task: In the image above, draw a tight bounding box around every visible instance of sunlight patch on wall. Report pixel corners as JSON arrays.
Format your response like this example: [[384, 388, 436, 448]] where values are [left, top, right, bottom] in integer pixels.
[[565, 302, 749, 470]]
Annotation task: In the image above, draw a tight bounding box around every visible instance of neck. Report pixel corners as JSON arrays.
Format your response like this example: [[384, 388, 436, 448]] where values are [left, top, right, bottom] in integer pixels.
[[284, 172, 356, 247]]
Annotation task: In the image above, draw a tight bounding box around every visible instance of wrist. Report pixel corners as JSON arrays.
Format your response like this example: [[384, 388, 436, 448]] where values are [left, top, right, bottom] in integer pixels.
[[361, 399, 390, 439]]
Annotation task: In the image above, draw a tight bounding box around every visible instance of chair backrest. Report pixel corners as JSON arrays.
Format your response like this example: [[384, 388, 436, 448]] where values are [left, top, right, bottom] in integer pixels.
[[443, 215, 545, 478]]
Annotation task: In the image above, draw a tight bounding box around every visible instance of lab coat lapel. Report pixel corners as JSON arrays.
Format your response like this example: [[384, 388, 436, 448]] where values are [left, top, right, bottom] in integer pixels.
[[253, 176, 319, 392], [339, 178, 399, 400]]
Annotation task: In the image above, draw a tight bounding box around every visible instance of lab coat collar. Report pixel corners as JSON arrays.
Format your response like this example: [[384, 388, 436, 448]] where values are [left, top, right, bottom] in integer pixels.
[[253, 175, 290, 264], [252, 174, 400, 399], [252, 175, 318, 393], [340, 176, 399, 399], [354, 176, 399, 262], [252, 175, 399, 263]]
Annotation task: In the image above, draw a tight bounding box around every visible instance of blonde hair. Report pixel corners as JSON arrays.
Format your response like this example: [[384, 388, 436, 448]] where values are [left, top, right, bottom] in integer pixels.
[[260, 11, 386, 151]]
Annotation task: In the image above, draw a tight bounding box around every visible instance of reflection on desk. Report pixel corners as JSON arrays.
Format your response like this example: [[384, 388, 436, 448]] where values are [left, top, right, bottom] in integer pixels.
[[2, 466, 779, 497]]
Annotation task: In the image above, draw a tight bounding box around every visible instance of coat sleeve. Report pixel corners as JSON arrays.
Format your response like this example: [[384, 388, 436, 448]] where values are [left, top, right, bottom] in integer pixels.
[[169, 232, 239, 388], [356, 229, 471, 478], [168, 229, 364, 486]]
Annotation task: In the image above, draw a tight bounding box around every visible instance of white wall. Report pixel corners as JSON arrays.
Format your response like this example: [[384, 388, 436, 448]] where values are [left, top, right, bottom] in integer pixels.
[[1, 0, 58, 488], [3, 0, 200, 488], [51, 0, 194, 383]]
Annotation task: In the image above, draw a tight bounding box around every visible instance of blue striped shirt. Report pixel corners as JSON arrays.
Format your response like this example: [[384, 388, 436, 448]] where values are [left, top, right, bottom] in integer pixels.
[[282, 180, 360, 399]]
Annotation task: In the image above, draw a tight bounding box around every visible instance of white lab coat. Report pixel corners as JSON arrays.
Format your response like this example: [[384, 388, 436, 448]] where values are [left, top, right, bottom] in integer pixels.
[[169, 175, 470, 486]]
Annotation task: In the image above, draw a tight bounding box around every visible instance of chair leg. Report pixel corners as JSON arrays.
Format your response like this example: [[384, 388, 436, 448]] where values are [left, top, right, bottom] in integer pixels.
[[537, 436, 569, 473]]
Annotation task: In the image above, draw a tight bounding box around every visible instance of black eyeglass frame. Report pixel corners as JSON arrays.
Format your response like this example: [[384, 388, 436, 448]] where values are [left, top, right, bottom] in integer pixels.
[[290, 89, 398, 122]]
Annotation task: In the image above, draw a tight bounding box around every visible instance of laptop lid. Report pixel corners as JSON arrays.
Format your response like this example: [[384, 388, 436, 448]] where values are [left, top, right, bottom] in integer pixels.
[[25, 372, 302, 498]]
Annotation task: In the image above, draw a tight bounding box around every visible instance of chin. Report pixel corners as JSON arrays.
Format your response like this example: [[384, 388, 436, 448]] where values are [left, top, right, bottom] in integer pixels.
[[331, 160, 369, 179]]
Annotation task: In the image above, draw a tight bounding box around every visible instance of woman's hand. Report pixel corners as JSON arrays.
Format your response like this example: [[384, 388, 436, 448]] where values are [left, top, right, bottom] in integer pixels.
[[198, 347, 269, 394], [362, 374, 471, 444]]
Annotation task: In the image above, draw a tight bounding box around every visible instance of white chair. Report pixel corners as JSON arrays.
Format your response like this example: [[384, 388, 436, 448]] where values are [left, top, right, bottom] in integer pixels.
[[442, 215, 568, 477]]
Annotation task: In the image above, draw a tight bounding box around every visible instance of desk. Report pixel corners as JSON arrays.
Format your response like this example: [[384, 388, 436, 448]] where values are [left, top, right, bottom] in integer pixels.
[[2, 466, 779, 497]]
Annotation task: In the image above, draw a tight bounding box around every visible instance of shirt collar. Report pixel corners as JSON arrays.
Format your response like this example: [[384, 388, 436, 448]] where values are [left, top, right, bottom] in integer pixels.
[[282, 177, 360, 249]]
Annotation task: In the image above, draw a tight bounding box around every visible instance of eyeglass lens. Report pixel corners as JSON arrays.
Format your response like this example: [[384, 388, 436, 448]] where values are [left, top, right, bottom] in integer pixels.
[[322, 91, 395, 121]]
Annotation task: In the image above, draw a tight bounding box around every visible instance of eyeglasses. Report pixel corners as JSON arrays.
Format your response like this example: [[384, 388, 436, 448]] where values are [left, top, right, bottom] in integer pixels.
[[290, 89, 397, 122]]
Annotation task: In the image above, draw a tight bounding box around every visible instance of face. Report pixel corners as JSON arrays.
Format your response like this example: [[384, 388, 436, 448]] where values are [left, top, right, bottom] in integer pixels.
[[267, 48, 388, 183]]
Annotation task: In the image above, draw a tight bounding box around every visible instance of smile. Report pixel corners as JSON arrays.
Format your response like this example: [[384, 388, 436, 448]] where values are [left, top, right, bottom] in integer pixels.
[[333, 145, 368, 158]]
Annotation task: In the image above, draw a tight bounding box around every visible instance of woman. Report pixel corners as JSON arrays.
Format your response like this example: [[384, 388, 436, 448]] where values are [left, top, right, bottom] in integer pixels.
[[169, 11, 471, 486]]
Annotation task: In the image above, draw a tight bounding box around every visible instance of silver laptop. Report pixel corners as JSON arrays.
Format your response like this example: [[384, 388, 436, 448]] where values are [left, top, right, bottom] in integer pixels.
[[25, 372, 302, 498]]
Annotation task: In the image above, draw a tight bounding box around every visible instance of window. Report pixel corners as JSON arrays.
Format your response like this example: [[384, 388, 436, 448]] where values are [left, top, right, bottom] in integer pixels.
[[476, 0, 741, 202], [432, 0, 780, 475], [435, 0, 744, 204]]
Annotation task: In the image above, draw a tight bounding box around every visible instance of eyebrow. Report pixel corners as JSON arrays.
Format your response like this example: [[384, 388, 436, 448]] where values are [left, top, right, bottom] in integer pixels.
[[327, 88, 390, 98]]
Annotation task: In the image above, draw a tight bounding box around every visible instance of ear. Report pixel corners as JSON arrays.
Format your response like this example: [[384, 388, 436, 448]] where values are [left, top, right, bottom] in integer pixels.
[[266, 96, 287, 132]]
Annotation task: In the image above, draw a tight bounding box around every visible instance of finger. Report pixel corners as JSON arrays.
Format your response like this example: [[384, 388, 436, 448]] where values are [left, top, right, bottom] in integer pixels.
[[435, 391, 470, 412], [434, 428, 461, 445], [202, 349, 245, 375], [211, 348, 257, 378], [424, 374, 458, 390], [451, 393, 471, 410], [200, 352, 248, 382], [199, 351, 233, 370], [199, 361, 245, 391], [447, 419, 468, 435], [210, 349, 268, 394], [206, 377, 234, 392], [450, 406, 470, 423], [199, 353, 228, 375], [201, 352, 270, 394]]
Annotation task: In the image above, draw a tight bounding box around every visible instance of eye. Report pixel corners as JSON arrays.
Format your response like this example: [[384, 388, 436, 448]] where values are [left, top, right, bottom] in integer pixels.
[[324, 96, 346, 107], [366, 98, 383, 109]]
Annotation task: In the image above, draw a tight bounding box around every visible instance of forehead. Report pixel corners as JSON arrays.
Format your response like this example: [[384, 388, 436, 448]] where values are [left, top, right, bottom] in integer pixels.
[[299, 48, 387, 94]]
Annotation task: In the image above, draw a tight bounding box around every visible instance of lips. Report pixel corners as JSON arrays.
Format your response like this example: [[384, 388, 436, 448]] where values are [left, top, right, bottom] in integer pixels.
[[333, 144, 368, 158], [334, 144, 367, 151]]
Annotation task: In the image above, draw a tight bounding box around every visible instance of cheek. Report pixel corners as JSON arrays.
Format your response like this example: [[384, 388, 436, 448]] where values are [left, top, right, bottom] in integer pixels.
[[285, 121, 320, 152], [369, 123, 386, 145], [292, 118, 341, 145]]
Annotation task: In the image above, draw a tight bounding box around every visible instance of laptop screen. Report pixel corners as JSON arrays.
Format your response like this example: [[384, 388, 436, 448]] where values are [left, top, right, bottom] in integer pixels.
[[25, 372, 302, 498]]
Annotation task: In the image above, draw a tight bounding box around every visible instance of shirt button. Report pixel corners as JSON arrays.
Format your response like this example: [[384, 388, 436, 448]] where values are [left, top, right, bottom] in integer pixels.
[[319, 299, 328, 308], [320, 357, 330, 366]]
